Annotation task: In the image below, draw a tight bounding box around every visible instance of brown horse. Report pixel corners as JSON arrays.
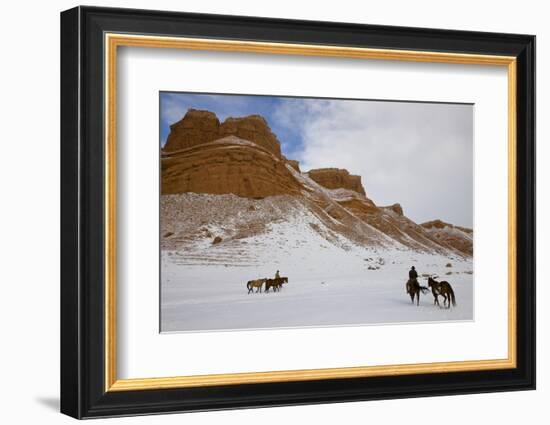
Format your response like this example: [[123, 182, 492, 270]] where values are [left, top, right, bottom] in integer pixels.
[[265, 277, 288, 293], [427, 277, 456, 308], [247, 278, 266, 294], [277, 277, 288, 290], [406, 278, 429, 306]]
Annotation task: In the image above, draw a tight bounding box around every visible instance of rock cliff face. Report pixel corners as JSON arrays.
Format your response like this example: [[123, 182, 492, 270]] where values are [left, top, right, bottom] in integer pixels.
[[161, 109, 472, 257], [219, 115, 281, 157], [164, 109, 282, 157], [306, 168, 366, 195], [162, 136, 301, 198], [164, 109, 221, 152]]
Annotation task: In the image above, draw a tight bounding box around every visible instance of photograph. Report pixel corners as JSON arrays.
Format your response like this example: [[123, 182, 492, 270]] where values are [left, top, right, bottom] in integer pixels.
[[57, 4, 536, 420], [159, 92, 474, 332]]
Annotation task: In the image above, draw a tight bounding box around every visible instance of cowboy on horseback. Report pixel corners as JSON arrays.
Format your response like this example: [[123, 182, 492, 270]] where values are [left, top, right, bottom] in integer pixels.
[[408, 266, 418, 282], [406, 266, 428, 306], [275, 270, 280, 279]]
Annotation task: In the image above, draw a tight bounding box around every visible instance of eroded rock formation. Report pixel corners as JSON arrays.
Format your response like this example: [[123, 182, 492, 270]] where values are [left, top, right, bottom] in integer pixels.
[[219, 115, 281, 157], [164, 109, 221, 152], [164, 109, 281, 157], [286, 159, 301, 172], [307, 168, 366, 195], [382, 203, 404, 216], [421, 220, 473, 256], [162, 136, 302, 198]]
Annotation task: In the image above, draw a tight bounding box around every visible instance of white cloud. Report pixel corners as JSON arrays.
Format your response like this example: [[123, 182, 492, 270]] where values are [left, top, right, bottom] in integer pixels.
[[277, 99, 473, 227]]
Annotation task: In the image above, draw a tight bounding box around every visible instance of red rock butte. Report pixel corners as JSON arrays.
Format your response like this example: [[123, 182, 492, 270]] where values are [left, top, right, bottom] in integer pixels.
[[161, 109, 367, 199], [163, 109, 282, 157]]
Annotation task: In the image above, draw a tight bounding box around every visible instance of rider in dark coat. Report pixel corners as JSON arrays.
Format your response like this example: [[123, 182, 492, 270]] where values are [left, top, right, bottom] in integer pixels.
[[409, 266, 418, 281]]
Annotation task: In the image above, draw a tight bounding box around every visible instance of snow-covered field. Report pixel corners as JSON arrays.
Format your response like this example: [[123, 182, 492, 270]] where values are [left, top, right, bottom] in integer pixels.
[[161, 206, 473, 332]]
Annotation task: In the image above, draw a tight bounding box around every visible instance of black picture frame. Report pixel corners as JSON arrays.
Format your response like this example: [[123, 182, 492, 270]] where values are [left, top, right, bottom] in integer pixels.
[[60, 5, 535, 419]]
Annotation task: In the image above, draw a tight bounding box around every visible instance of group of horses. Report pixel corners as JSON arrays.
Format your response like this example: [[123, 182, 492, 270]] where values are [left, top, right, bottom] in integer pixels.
[[245, 274, 456, 308], [406, 276, 456, 308], [246, 277, 289, 294]]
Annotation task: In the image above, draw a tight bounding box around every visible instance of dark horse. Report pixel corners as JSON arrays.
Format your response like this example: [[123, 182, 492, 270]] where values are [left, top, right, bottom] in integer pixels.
[[427, 277, 456, 308], [265, 277, 288, 293], [406, 278, 429, 306]]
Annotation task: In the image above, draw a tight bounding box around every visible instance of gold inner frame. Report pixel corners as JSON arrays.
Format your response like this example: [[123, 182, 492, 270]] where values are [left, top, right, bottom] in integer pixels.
[[104, 33, 517, 392]]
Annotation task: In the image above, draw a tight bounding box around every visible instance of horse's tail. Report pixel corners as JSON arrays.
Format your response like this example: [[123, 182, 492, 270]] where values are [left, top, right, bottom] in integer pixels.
[[246, 281, 251, 290], [419, 286, 429, 294], [449, 287, 456, 306]]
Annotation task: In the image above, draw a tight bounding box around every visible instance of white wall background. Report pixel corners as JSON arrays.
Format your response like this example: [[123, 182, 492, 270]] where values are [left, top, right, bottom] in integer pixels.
[[0, 0, 545, 424]]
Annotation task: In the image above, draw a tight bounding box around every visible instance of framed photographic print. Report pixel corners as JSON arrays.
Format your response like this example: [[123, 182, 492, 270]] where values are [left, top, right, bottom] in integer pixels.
[[60, 6, 535, 419]]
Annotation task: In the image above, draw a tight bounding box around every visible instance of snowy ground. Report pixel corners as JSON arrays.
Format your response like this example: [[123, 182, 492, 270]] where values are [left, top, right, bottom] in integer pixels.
[[161, 207, 473, 332]]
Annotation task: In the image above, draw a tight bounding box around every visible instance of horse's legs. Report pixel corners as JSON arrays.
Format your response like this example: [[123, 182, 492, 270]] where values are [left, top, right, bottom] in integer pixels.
[[416, 292, 419, 306]]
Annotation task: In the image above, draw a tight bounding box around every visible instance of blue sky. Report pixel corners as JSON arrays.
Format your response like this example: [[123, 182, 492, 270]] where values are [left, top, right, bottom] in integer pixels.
[[159, 92, 473, 227]]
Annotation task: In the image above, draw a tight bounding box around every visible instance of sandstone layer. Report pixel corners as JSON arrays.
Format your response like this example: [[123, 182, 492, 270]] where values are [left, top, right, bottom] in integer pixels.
[[162, 136, 301, 198], [307, 168, 366, 195]]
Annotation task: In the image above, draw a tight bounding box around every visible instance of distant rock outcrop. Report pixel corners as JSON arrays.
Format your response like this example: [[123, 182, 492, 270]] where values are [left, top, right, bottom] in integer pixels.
[[164, 109, 282, 157], [421, 219, 473, 256], [307, 168, 366, 195], [422, 219, 472, 234], [421, 219, 451, 230]]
